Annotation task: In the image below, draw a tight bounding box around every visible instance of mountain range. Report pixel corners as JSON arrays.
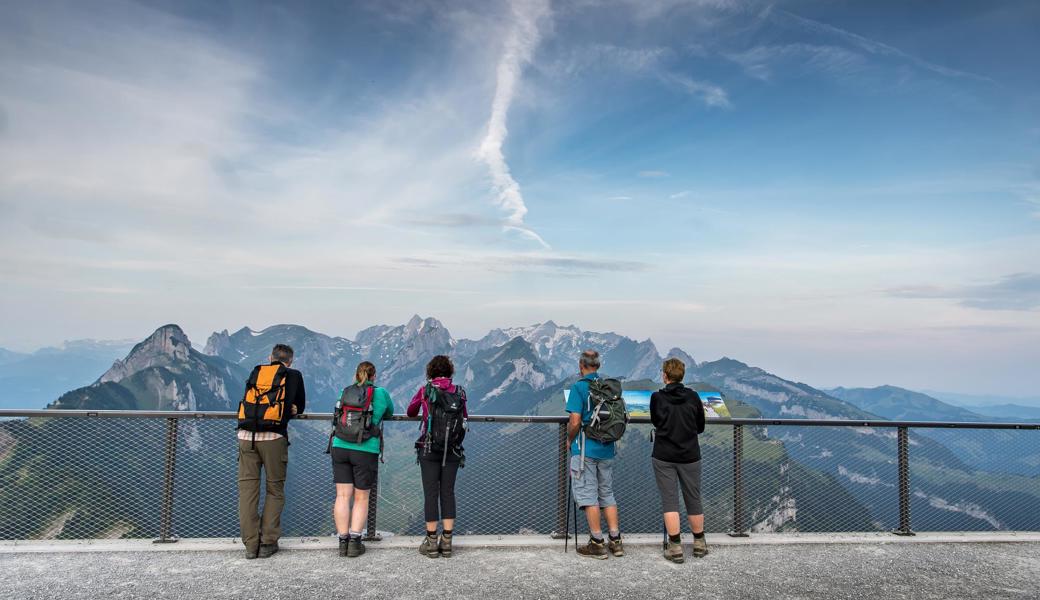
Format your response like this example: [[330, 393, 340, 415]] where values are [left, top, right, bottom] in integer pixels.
[[1, 316, 1037, 539], [0, 339, 135, 409]]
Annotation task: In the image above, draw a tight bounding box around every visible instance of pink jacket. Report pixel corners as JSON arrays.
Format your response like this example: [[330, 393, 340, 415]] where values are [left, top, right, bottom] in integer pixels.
[[406, 377, 469, 420]]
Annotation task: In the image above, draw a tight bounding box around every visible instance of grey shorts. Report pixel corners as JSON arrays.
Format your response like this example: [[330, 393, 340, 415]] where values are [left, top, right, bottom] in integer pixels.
[[570, 455, 616, 509], [652, 457, 703, 515]]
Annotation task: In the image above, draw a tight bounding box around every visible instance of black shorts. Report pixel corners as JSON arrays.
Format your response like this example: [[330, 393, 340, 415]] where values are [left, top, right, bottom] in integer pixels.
[[331, 447, 378, 490]]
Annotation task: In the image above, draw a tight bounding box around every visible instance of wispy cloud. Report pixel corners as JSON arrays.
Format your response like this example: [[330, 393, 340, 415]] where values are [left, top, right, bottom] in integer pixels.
[[476, 0, 552, 249], [547, 43, 730, 107], [888, 273, 1040, 311], [638, 170, 669, 178], [607, 195, 633, 201], [1028, 198, 1040, 220], [393, 253, 649, 275], [669, 190, 691, 199], [775, 9, 994, 84], [657, 71, 731, 107]]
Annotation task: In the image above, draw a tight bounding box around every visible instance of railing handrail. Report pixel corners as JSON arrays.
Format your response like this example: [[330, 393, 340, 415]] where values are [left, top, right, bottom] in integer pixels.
[[1, 408, 1038, 430]]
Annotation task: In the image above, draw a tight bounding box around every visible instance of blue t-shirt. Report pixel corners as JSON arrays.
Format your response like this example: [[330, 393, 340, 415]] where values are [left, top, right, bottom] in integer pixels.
[[566, 372, 615, 460]]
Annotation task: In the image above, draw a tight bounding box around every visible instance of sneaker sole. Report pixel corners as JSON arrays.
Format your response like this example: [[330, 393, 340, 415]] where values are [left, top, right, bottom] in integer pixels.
[[693, 550, 709, 558], [665, 555, 685, 564], [578, 553, 609, 560]]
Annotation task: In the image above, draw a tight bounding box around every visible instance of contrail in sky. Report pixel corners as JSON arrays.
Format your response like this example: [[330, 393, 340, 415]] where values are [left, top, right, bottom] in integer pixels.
[[477, 0, 552, 249]]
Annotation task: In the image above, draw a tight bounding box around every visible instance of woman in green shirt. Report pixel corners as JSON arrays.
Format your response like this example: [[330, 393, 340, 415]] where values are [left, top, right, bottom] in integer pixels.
[[331, 361, 394, 558]]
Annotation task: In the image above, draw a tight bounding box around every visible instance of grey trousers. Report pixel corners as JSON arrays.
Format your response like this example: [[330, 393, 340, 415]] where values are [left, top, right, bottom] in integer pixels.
[[652, 457, 703, 515]]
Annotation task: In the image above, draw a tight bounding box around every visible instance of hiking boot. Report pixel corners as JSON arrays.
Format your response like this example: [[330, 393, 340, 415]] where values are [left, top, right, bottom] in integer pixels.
[[258, 543, 279, 559], [664, 540, 684, 564], [419, 533, 440, 558], [346, 537, 365, 558], [438, 533, 453, 558], [576, 538, 608, 560], [608, 535, 624, 557], [692, 536, 709, 558], [245, 546, 259, 560], [338, 537, 349, 557]]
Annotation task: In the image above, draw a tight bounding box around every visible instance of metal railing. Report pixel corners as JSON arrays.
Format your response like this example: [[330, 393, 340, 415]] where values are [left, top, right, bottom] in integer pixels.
[[0, 409, 1038, 541]]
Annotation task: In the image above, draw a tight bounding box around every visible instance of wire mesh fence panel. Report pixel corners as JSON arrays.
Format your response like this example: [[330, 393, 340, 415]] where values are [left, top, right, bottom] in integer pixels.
[[908, 428, 1040, 532], [374, 420, 562, 536], [744, 425, 896, 532], [0, 416, 168, 540], [608, 423, 733, 536], [2, 412, 1038, 541], [170, 418, 338, 540]]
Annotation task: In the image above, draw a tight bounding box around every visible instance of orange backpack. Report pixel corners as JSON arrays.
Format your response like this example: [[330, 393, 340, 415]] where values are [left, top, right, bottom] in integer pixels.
[[238, 364, 289, 435]]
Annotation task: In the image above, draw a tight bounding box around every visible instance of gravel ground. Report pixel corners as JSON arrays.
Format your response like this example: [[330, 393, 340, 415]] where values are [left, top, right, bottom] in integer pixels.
[[3, 542, 1039, 600]]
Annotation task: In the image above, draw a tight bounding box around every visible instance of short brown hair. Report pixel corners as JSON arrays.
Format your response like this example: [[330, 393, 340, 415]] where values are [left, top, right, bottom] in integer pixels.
[[426, 355, 454, 380], [271, 344, 294, 365], [662, 358, 685, 383], [355, 361, 376, 384]]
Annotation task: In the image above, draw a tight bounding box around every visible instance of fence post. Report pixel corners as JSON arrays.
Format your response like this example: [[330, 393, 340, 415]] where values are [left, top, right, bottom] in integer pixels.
[[893, 426, 914, 536], [154, 417, 178, 544], [364, 473, 382, 541], [729, 424, 749, 537], [550, 421, 569, 539]]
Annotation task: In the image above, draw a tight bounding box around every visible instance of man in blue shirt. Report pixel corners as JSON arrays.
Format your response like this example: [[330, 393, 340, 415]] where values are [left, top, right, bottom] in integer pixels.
[[566, 349, 623, 559]]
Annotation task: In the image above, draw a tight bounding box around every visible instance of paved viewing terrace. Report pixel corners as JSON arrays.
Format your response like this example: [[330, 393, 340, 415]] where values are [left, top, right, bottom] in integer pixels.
[[3, 533, 1040, 599]]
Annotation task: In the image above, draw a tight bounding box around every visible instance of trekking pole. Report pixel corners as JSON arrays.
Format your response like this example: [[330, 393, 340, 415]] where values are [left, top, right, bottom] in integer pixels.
[[564, 473, 572, 553]]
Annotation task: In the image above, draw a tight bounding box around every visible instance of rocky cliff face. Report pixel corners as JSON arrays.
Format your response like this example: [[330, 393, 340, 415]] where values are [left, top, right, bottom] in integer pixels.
[[53, 325, 246, 411], [204, 324, 360, 411], [456, 321, 676, 383]]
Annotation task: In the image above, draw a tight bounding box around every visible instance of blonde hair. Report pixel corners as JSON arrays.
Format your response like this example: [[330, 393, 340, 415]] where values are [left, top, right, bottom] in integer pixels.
[[662, 358, 685, 383], [355, 361, 376, 384]]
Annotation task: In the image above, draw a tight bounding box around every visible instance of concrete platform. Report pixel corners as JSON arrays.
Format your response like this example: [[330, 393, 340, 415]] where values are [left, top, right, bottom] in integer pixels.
[[2, 534, 1040, 599]]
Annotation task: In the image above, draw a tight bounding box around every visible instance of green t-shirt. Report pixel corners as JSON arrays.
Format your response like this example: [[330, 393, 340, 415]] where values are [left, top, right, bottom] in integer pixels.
[[331, 384, 394, 455]]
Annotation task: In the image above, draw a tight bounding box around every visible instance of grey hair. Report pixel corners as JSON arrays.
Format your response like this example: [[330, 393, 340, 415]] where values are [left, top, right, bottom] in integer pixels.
[[579, 349, 601, 370], [271, 344, 294, 365]]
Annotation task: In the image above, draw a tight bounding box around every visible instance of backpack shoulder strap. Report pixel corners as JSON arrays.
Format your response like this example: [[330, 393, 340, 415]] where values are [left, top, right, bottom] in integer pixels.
[[363, 385, 375, 411]]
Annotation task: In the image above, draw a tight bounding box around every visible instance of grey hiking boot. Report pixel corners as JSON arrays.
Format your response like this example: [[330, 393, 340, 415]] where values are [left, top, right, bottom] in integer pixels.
[[245, 546, 259, 560], [257, 543, 279, 559], [346, 537, 365, 558], [338, 537, 349, 557], [419, 533, 440, 558], [576, 537, 608, 560], [692, 536, 709, 558], [439, 533, 453, 558], [664, 540, 685, 563], [607, 535, 624, 557]]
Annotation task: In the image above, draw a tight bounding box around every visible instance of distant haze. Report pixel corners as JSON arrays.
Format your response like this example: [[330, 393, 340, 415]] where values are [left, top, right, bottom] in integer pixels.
[[1, 1, 1038, 396]]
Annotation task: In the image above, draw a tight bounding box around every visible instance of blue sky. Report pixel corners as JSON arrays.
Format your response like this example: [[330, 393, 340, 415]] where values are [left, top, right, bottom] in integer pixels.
[[1, 0, 1038, 395]]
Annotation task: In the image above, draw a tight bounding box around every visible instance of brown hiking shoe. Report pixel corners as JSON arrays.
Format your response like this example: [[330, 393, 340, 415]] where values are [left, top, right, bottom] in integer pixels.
[[692, 536, 709, 558], [607, 536, 624, 557], [576, 537, 608, 560], [439, 533, 453, 558], [664, 540, 684, 563], [419, 533, 440, 558]]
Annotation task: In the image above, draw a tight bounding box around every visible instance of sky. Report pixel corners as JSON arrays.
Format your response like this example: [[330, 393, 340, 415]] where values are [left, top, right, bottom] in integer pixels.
[[1, 0, 1038, 396]]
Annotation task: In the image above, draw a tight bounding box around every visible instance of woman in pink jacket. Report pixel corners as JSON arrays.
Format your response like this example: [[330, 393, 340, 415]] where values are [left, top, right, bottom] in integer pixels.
[[407, 355, 468, 558]]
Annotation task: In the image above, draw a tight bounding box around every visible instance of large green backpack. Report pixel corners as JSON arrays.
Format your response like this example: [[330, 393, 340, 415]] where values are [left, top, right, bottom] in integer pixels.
[[583, 378, 628, 444]]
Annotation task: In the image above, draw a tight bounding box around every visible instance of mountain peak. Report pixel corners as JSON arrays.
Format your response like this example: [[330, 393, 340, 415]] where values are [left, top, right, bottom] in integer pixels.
[[665, 347, 697, 368], [98, 324, 192, 384]]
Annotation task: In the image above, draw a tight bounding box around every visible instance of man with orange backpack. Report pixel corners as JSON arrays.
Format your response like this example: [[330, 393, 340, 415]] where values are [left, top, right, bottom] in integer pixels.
[[236, 344, 306, 559]]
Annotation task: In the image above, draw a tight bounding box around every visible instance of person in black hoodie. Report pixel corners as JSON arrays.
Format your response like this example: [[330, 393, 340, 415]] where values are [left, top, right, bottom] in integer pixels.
[[650, 357, 707, 563]]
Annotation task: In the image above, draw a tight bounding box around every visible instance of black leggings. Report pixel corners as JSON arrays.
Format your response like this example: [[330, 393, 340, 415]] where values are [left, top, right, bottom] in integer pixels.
[[419, 456, 460, 522]]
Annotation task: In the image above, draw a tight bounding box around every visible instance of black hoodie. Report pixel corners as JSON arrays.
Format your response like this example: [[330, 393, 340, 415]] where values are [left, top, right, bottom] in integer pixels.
[[650, 382, 706, 463]]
